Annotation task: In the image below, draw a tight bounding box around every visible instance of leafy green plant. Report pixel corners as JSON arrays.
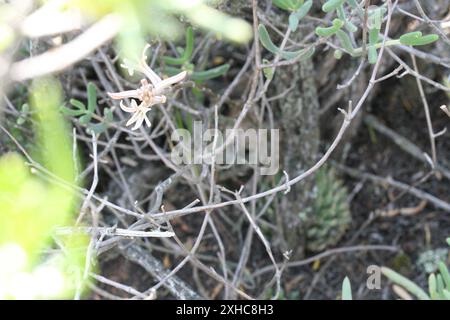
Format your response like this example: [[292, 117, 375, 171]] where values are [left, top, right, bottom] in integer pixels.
[[417, 248, 449, 274], [382, 239, 450, 300], [60, 82, 113, 134], [300, 166, 351, 252], [162, 26, 230, 81], [0, 77, 88, 299], [260, 1, 439, 65]]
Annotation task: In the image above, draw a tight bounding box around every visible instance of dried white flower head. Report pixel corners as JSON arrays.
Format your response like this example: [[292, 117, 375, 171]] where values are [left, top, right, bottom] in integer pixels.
[[108, 44, 187, 130]]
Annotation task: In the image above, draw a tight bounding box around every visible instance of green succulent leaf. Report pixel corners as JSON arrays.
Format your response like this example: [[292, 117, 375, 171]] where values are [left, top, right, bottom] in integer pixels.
[[381, 267, 431, 300], [288, 13, 299, 32], [262, 59, 274, 80], [163, 26, 194, 65], [336, 5, 357, 33], [315, 19, 344, 37], [368, 28, 380, 64], [368, 47, 377, 64], [288, 0, 313, 31], [69, 99, 86, 111], [399, 31, 422, 44], [258, 24, 281, 54], [410, 34, 439, 46], [399, 31, 439, 46], [79, 114, 92, 125], [296, 0, 312, 18], [61, 103, 86, 117], [334, 50, 343, 59], [163, 66, 184, 76], [436, 274, 446, 299], [191, 64, 230, 80], [87, 122, 107, 134], [259, 24, 313, 60], [443, 289, 450, 300], [438, 261, 450, 289], [164, 64, 230, 81], [344, 20, 358, 33], [86, 82, 97, 113], [429, 273, 438, 300], [369, 28, 379, 44], [273, 0, 302, 11], [104, 108, 114, 122], [322, 0, 346, 13], [272, 0, 292, 11], [336, 29, 355, 55], [368, 6, 386, 30], [342, 277, 352, 300], [278, 49, 309, 60]]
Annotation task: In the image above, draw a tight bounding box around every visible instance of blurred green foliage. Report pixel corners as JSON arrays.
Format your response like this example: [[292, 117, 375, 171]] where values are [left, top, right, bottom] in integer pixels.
[[0, 77, 88, 299], [70, 0, 252, 61]]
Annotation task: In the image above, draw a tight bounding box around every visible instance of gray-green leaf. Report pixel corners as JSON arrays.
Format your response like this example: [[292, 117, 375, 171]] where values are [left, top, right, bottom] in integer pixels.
[[381, 267, 431, 300], [289, 0, 313, 31], [342, 277, 352, 300]]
